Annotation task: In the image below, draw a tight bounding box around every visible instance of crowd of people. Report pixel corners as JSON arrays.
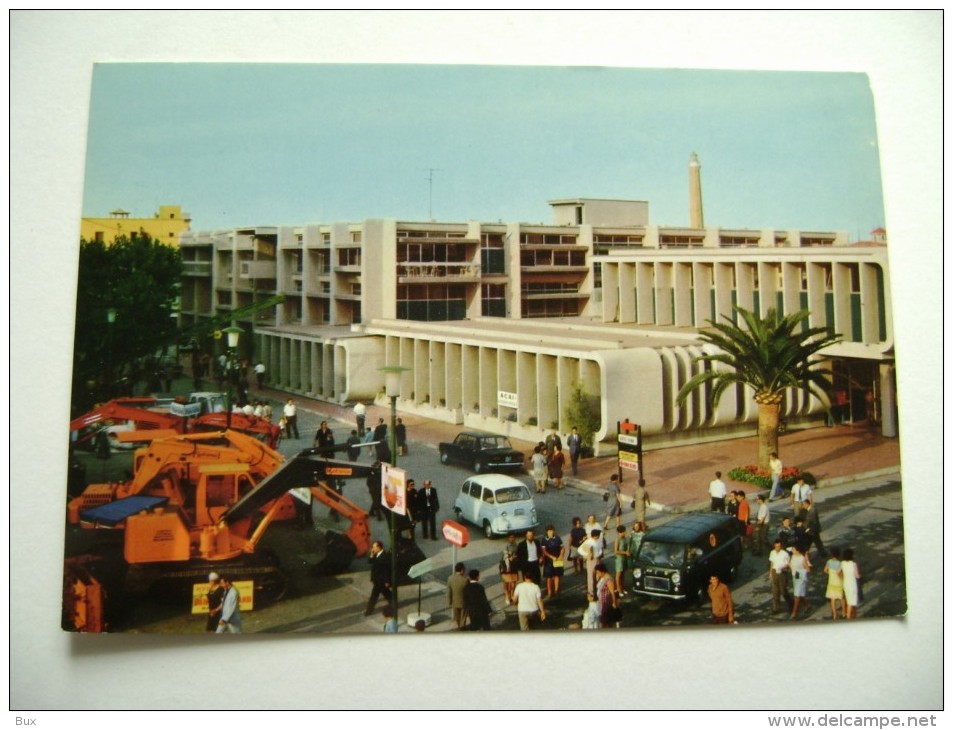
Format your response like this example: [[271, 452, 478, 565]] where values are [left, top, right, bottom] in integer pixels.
[[194, 377, 866, 632], [707, 468, 863, 623]]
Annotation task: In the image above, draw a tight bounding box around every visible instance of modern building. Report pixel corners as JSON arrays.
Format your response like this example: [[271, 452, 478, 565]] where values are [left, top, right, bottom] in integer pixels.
[[81, 204, 191, 246], [177, 158, 894, 450]]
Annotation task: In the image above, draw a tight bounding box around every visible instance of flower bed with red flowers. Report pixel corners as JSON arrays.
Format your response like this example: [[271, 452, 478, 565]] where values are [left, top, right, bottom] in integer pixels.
[[727, 465, 815, 491]]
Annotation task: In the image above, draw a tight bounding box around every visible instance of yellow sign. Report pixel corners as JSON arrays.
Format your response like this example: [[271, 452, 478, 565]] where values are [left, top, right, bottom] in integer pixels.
[[619, 450, 640, 472], [213, 329, 223, 339], [191, 580, 255, 614]]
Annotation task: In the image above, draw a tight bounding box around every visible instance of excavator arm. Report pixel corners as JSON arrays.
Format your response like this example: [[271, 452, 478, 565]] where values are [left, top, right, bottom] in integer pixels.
[[224, 448, 380, 525], [226, 446, 380, 574], [69, 398, 184, 448]]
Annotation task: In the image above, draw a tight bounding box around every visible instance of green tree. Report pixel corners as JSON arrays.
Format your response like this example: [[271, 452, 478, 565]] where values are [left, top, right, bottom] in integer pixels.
[[563, 382, 601, 452], [676, 306, 841, 469], [71, 234, 182, 412]]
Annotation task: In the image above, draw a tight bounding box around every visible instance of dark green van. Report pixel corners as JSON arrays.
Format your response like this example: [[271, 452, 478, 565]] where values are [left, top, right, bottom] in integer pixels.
[[631, 512, 742, 601]]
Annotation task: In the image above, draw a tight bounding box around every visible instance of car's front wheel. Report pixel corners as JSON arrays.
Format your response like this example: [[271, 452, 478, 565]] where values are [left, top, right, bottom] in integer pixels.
[[473, 460, 484, 474], [440, 451, 450, 465], [483, 521, 495, 539]]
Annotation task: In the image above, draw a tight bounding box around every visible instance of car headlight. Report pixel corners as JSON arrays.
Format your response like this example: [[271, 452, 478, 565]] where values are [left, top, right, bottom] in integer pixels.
[[500, 511, 508, 518], [671, 572, 681, 585], [632, 568, 642, 579]]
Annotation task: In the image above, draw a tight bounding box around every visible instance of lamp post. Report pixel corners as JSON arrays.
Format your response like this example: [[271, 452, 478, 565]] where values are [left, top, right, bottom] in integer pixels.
[[379, 364, 408, 623], [105, 308, 117, 399], [223, 326, 242, 429]]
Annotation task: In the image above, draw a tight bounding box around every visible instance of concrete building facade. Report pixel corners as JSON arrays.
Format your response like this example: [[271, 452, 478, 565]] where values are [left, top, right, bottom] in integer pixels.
[[178, 198, 893, 451]]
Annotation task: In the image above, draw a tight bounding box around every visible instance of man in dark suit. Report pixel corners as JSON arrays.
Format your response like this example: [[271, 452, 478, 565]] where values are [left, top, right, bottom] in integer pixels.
[[417, 479, 440, 540], [801, 499, 827, 558], [463, 569, 492, 631], [516, 529, 543, 585], [364, 540, 392, 616]]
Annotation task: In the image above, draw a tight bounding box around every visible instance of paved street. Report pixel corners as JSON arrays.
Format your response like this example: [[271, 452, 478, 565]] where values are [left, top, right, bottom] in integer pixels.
[[69, 392, 905, 635]]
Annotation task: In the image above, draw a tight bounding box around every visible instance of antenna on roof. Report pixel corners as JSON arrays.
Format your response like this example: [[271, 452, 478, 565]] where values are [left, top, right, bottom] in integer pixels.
[[424, 168, 442, 220]]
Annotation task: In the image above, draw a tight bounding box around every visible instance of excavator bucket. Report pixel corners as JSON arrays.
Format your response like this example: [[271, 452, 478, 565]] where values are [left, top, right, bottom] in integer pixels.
[[312, 530, 358, 576]]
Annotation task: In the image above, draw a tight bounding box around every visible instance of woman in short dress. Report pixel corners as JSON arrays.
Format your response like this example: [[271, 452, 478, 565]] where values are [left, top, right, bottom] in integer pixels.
[[569, 517, 587, 574], [789, 543, 812, 619], [824, 546, 845, 619], [541, 525, 565, 599], [840, 547, 861, 619], [548, 446, 566, 490], [500, 534, 520, 606]]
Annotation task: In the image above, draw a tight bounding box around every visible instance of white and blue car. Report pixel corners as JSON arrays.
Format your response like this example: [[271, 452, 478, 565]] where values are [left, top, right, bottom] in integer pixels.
[[452, 474, 539, 539]]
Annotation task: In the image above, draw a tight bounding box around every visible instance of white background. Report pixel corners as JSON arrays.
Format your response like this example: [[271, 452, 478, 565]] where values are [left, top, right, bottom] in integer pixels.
[[9, 10, 943, 712]]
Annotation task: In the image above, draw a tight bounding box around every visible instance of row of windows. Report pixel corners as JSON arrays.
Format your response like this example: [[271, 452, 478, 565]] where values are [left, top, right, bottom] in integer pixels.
[[397, 243, 471, 263], [520, 232, 578, 246], [520, 250, 586, 267], [629, 286, 886, 343]]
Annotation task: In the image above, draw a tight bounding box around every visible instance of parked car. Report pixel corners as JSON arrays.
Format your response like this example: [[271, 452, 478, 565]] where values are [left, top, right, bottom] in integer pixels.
[[438, 431, 525, 473], [452, 474, 538, 539], [630, 512, 742, 602]]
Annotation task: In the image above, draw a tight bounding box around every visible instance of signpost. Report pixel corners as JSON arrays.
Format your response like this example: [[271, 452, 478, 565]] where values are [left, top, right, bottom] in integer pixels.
[[617, 420, 644, 483], [406, 558, 435, 628], [441, 520, 470, 547], [441, 519, 470, 584]]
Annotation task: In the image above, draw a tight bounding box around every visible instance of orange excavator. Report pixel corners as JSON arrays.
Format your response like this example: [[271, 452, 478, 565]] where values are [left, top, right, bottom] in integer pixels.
[[69, 395, 281, 452], [63, 431, 424, 632]]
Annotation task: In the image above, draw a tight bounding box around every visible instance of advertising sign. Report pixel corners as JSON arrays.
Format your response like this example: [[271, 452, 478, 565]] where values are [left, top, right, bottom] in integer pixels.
[[441, 520, 470, 547], [191, 580, 254, 614], [382, 463, 408, 516], [497, 390, 518, 409], [619, 432, 639, 448], [619, 450, 640, 472]]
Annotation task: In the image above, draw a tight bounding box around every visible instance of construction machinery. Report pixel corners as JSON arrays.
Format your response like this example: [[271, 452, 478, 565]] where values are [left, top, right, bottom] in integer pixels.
[[63, 431, 425, 632], [69, 393, 281, 452]]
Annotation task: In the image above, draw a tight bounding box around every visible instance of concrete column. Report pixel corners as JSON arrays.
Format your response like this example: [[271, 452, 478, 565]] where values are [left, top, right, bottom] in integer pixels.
[[879, 364, 898, 438]]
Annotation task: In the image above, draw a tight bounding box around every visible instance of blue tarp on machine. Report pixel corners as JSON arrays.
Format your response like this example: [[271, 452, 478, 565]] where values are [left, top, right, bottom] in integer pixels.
[[79, 495, 169, 526]]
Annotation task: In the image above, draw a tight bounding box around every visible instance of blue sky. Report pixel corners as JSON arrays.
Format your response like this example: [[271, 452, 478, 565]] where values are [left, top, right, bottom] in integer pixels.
[[83, 64, 884, 237]]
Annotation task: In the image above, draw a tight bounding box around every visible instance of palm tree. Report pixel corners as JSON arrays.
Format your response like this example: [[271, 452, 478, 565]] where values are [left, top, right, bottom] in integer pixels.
[[676, 306, 841, 469]]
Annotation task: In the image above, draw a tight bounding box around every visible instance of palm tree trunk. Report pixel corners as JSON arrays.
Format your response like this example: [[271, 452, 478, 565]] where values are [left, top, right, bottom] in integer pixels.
[[758, 401, 780, 471]]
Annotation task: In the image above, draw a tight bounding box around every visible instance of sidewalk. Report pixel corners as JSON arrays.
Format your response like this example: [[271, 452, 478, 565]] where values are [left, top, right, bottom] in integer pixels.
[[261, 384, 901, 511]]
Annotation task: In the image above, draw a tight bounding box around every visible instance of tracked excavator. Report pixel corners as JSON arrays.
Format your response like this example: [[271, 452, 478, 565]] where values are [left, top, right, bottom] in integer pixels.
[[63, 431, 425, 632], [69, 395, 281, 453]]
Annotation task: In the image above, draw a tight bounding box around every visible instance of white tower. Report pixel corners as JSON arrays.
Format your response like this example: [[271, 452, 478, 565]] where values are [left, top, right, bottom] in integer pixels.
[[689, 152, 704, 229]]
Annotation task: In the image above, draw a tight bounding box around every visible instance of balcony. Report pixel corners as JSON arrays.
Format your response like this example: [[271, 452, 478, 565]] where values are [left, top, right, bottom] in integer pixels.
[[182, 261, 212, 276], [397, 262, 482, 283], [239, 260, 277, 279]]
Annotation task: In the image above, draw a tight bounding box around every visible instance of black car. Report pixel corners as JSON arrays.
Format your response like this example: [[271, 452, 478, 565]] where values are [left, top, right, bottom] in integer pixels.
[[438, 431, 525, 473], [630, 512, 742, 602]]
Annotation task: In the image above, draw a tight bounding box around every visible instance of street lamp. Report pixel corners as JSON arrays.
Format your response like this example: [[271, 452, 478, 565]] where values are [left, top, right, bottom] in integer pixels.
[[223, 325, 242, 429], [106, 308, 117, 399], [379, 364, 409, 624]]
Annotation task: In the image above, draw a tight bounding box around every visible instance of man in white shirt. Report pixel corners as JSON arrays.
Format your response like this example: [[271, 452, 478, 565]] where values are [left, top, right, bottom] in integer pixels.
[[768, 452, 784, 500], [512, 573, 546, 630], [215, 575, 242, 634], [577, 529, 605, 596], [790, 478, 813, 519], [709, 471, 728, 512], [768, 539, 792, 612], [753, 493, 771, 555], [353, 401, 367, 436], [283, 398, 299, 439]]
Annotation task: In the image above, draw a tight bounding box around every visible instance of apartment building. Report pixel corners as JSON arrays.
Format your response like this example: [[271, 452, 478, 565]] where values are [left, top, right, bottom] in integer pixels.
[[178, 197, 894, 450]]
